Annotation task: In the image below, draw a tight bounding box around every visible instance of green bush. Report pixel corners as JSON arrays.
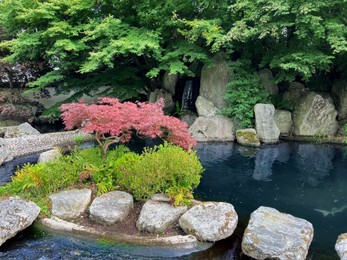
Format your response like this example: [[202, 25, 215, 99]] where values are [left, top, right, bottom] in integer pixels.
[[114, 142, 203, 206], [222, 60, 269, 128]]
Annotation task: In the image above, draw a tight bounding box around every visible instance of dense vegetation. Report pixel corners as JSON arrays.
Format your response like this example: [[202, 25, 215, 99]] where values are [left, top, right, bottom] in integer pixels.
[[0, 143, 203, 214], [0, 0, 345, 98]]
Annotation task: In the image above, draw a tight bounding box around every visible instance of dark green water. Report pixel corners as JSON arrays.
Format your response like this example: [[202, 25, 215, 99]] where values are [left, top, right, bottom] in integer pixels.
[[1, 142, 346, 259]]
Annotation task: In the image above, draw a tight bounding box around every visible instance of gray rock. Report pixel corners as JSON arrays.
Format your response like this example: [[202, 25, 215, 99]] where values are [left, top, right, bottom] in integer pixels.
[[17, 122, 41, 136], [0, 197, 40, 246], [331, 80, 347, 120], [200, 52, 233, 110], [254, 104, 280, 144], [335, 233, 347, 260], [137, 200, 187, 233], [236, 129, 260, 148], [89, 191, 133, 225], [274, 110, 293, 136], [242, 206, 314, 260], [149, 89, 175, 114], [282, 82, 307, 111], [37, 149, 61, 163], [180, 114, 198, 127], [258, 69, 278, 96], [195, 96, 219, 117], [293, 92, 338, 136], [49, 188, 92, 219], [0, 138, 13, 165], [179, 202, 238, 242], [4, 130, 93, 159], [162, 71, 178, 95], [189, 116, 235, 142], [151, 193, 171, 203]]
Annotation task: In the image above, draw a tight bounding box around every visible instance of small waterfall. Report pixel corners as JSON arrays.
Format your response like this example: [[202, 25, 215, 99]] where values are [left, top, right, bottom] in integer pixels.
[[181, 80, 193, 111]]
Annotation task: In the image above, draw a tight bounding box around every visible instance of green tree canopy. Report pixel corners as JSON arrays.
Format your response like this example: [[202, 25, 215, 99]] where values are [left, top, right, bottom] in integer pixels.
[[0, 0, 346, 101]]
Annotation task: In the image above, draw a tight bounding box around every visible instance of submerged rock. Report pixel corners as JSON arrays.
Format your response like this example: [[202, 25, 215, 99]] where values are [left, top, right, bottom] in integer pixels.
[[335, 233, 347, 259], [189, 116, 235, 142], [179, 202, 238, 242], [236, 129, 260, 148], [242, 206, 314, 259], [254, 104, 280, 144], [0, 197, 40, 246], [89, 191, 133, 225], [49, 188, 92, 219], [137, 199, 187, 233], [37, 149, 61, 163], [293, 92, 338, 136], [253, 146, 279, 181]]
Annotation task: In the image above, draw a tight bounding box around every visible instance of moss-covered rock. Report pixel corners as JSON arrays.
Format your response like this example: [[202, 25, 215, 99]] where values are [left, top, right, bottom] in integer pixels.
[[236, 129, 260, 147]]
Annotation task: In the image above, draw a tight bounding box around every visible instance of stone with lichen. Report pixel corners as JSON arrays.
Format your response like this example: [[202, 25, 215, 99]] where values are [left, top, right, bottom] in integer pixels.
[[236, 129, 260, 147], [242, 206, 314, 260]]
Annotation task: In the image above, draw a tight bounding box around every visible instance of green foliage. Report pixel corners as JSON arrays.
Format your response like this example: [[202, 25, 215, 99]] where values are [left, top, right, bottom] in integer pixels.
[[114, 143, 203, 205], [0, 143, 203, 214], [222, 60, 269, 128]]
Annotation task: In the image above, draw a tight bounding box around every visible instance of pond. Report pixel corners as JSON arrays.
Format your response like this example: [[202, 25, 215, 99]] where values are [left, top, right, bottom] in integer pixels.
[[1, 142, 346, 259]]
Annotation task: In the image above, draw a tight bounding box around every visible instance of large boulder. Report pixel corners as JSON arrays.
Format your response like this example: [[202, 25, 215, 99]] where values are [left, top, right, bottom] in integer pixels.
[[336, 233, 347, 259], [0, 197, 40, 246], [242, 206, 314, 259], [162, 71, 178, 95], [195, 96, 218, 117], [189, 116, 235, 142], [0, 138, 12, 165], [179, 202, 238, 242], [180, 113, 198, 127], [1, 123, 40, 138], [37, 149, 61, 163], [49, 188, 92, 219], [235, 129, 260, 148], [282, 82, 307, 111], [258, 69, 278, 96], [331, 80, 347, 120], [274, 110, 293, 136], [89, 191, 133, 225], [200, 52, 233, 110], [293, 92, 338, 136], [137, 198, 187, 233], [254, 104, 280, 144], [149, 89, 174, 114]]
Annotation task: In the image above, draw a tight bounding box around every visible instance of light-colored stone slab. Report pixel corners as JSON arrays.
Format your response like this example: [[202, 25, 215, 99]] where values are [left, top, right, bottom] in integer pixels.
[[89, 191, 133, 225], [254, 103, 280, 144], [336, 233, 347, 259], [195, 96, 219, 117], [242, 206, 314, 259], [37, 149, 61, 163], [274, 110, 293, 136], [0, 197, 40, 246], [49, 188, 92, 219], [137, 200, 187, 233], [189, 116, 235, 142], [179, 202, 238, 242]]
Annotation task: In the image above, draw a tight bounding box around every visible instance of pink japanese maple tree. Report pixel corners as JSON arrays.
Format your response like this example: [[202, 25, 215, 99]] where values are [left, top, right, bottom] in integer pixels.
[[60, 97, 196, 158]]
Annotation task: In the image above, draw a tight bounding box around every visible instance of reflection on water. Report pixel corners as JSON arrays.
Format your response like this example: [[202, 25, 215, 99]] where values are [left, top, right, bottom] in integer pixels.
[[0, 142, 346, 259], [195, 142, 347, 258]]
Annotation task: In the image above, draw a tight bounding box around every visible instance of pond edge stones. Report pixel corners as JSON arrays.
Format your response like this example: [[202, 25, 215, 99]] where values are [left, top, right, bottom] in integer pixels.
[[242, 206, 314, 260], [137, 195, 187, 233], [254, 104, 280, 144], [179, 202, 238, 242], [49, 188, 92, 219], [0, 197, 40, 246], [335, 233, 347, 259], [90, 191, 133, 225]]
